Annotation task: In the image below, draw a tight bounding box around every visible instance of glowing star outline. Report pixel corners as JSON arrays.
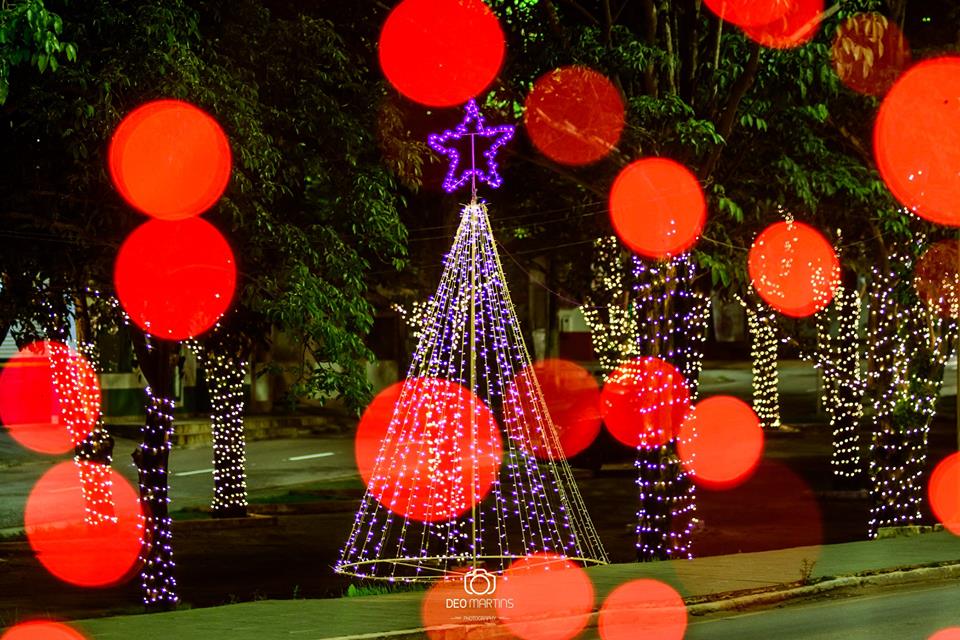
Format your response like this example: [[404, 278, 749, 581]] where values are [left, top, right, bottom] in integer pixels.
[[427, 99, 515, 193]]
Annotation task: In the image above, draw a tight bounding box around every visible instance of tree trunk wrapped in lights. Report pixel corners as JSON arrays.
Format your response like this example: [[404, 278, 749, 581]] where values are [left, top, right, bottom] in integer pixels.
[[742, 300, 781, 430], [584, 238, 708, 561], [337, 200, 608, 580], [814, 272, 865, 482], [190, 340, 249, 519], [866, 245, 957, 537], [130, 334, 179, 610]]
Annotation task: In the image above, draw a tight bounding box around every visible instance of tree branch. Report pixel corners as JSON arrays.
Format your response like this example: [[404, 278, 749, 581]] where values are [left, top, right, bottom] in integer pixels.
[[556, 0, 600, 25], [700, 42, 761, 181]]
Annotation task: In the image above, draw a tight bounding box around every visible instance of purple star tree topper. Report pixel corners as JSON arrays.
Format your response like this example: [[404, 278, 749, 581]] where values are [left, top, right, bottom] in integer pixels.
[[427, 99, 515, 194]]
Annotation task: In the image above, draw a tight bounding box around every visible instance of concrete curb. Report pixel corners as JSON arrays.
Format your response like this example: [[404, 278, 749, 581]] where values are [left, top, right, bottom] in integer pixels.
[[321, 562, 960, 640]]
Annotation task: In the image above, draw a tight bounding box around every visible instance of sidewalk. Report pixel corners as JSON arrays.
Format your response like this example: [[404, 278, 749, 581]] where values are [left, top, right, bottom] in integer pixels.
[[70, 531, 960, 640]]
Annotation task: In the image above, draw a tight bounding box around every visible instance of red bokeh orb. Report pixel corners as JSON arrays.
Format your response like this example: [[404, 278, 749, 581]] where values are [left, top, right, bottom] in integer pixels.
[[496, 553, 594, 640], [598, 579, 687, 640], [601, 357, 691, 449], [831, 12, 911, 97], [524, 66, 625, 166], [914, 240, 959, 320], [0, 341, 100, 454], [609, 158, 706, 259], [356, 377, 503, 522], [742, 0, 824, 49], [114, 217, 236, 341], [0, 621, 88, 640], [25, 461, 144, 587], [929, 452, 960, 536], [678, 395, 763, 489], [379, 0, 505, 107], [702, 0, 791, 28], [748, 220, 840, 317], [930, 629, 960, 640], [109, 99, 231, 220], [875, 57, 960, 227], [506, 359, 602, 460]]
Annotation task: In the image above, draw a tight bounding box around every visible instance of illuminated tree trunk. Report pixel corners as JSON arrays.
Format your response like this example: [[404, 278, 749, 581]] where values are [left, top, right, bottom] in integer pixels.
[[866, 246, 956, 537], [816, 278, 865, 482], [199, 346, 249, 519], [130, 333, 179, 611], [745, 304, 781, 430], [632, 255, 701, 561]]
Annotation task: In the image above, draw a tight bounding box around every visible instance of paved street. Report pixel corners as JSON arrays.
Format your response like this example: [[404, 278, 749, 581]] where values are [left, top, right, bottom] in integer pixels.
[[0, 433, 358, 531], [678, 581, 960, 640]]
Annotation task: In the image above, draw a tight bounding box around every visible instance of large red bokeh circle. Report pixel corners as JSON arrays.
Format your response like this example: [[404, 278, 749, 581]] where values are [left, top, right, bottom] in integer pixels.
[[114, 217, 236, 341], [0, 622, 88, 640], [378, 0, 505, 107], [702, 0, 791, 28], [109, 99, 231, 220], [748, 220, 840, 317], [496, 553, 594, 640], [914, 240, 959, 320], [875, 57, 960, 227], [929, 452, 960, 536], [930, 629, 960, 640], [25, 461, 144, 587], [678, 396, 763, 489], [741, 0, 824, 49], [524, 66, 625, 166], [831, 12, 910, 97], [0, 341, 100, 454], [601, 357, 691, 449], [609, 158, 706, 259], [506, 359, 601, 460], [598, 579, 687, 640], [357, 377, 503, 522]]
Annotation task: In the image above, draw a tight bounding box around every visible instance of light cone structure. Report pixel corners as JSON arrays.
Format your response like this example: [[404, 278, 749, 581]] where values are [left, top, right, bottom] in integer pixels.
[[337, 201, 608, 581]]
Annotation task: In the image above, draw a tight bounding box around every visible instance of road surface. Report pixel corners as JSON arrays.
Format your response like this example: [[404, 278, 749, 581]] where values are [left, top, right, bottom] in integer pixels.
[[0, 433, 358, 531]]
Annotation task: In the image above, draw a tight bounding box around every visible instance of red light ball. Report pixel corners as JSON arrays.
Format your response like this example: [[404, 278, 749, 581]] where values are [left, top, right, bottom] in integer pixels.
[[874, 57, 960, 227], [496, 553, 594, 640], [601, 357, 691, 449], [356, 377, 503, 522], [678, 395, 764, 489], [1, 622, 88, 640], [524, 66, 625, 166], [379, 0, 505, 107], [702, 0, 791, 28], [25, 461, 144, 587], [742, 0, 824, 49], [748, 220, 840, 317], [831, 12, 911, 97], [506, 359, 602, 460], [914, 240, 959, 320], [929, 452, 960, 536], [598, 579, 687, 640], [114, 217, 236, 341], [609, 158, 706, 259], [0, 341, 100, 454], [109, 99, 231, 220]]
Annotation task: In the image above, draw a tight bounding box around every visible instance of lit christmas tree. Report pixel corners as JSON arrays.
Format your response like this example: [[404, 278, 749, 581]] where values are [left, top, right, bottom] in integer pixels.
[[337, 100, 607, 580]]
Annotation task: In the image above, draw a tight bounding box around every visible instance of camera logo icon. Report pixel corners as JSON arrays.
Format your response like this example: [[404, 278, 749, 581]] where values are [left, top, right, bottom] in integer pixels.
[[463, 568, 497, 596]]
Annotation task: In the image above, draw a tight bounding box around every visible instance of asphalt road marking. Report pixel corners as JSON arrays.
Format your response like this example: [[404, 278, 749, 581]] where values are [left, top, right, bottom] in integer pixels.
[[287, 452, 336, 461], [174, 468, 214, 477]]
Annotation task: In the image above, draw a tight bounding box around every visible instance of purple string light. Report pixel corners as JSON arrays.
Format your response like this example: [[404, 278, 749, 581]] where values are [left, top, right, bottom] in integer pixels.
[[427, 99, 515, 194]]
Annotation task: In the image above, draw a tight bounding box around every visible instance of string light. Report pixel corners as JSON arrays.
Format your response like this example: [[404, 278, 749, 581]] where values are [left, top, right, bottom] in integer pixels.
[[426, 99, 515, 193], [866, 237, 957, 537], [813, 271, 865, 480], [737, 298, 782, 431], [583, 237, 708, 561], [338, 199, 607, 581], [135, 386, 179, 608]]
